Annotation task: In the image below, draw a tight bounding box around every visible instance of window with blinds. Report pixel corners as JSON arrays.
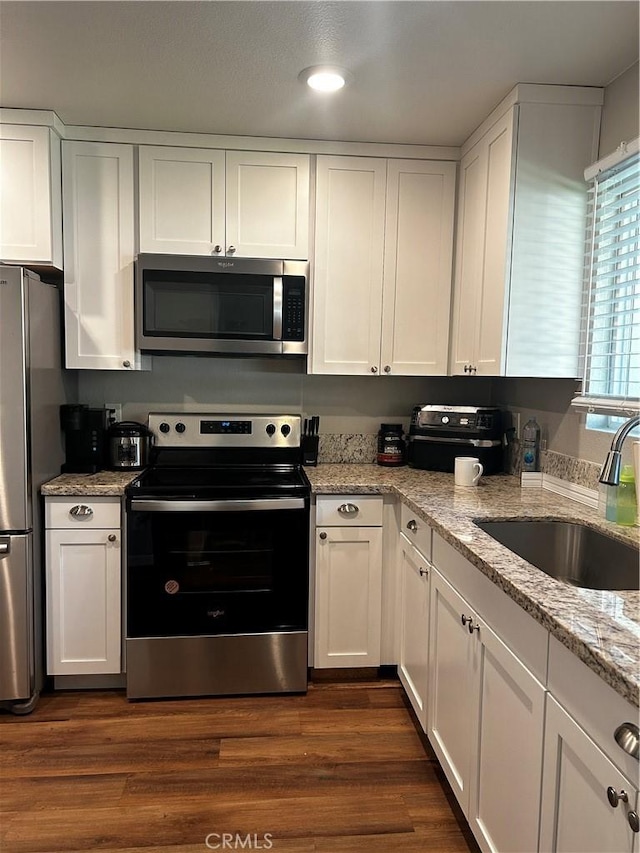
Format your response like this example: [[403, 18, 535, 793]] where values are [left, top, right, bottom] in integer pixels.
[[573, 142, 640, 422]]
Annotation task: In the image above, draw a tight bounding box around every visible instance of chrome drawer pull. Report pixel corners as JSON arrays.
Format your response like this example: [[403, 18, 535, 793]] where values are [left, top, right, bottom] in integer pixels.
[[615, 723, 639, 760], [70, 505, 94, 518], [337, 503, 359, 516], [406, 520, 418, 532]]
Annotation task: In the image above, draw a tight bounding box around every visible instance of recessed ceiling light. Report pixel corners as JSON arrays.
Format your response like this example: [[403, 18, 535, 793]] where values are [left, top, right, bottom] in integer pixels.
[[298, 65, 352, 93]]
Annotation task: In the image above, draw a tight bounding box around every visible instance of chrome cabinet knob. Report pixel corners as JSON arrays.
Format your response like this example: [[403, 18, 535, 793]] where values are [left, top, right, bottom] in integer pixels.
[[227, 245, 236, 254], [122, 360, 131, 368], [383, 365, 391, 374], [464, 364, 469, 373], [629, 812, 640, 833], [70, 505, 93, 518], [607, 787, 629, 808], [370, 366, 378, 373], [419, 567, 428, 577], [108, 534, 117, 543], [319, 532, 327, 540], [406, 520, 418, 532], [468, 619, 480, 634], [338, 503, 359, 515], [471, 365, 477, 374], [212, 245, 222, 254], [461, 614, 472, 627]]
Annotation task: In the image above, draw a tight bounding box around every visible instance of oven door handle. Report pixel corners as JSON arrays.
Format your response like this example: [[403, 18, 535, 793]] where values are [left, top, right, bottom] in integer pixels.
[[129, 498, 306, 512]]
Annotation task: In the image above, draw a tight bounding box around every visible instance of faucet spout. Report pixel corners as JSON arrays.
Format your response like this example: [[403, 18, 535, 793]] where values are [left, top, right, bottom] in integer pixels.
[[599, 414, 640, 486]]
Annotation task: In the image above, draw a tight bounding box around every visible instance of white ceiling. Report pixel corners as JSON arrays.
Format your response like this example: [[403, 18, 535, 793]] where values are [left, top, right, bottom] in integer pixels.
[[1, 1, 638, 146]]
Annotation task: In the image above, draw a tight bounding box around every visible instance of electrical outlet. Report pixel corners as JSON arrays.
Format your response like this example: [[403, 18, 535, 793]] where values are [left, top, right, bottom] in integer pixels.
[[105, 403, 122, 425]]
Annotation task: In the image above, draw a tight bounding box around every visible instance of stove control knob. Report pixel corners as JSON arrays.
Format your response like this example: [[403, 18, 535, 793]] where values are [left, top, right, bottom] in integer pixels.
[[441, 416, 450, 424], [175, 422, 186, 434], [281, 424, 291, 437], [266, 423, 276, 437], [159, 422, 170, 434]]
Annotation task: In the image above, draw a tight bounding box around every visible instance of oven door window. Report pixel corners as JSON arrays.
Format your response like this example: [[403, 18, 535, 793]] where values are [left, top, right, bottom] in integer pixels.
[[143, 271, 274, 340], [127, 507, 308, 637]]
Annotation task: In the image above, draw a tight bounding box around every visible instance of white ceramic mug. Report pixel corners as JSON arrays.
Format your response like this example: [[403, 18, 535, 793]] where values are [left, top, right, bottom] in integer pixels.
[[454, 456, 483, 486]]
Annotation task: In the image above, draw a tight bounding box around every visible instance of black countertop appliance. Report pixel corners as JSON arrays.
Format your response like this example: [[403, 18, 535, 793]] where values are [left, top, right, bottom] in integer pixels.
[[60, 404, 108, 474], [407, 405, 504, 475]]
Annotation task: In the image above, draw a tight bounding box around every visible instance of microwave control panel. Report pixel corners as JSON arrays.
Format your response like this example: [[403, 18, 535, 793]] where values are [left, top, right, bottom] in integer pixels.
[[283, 278, 305, 341]]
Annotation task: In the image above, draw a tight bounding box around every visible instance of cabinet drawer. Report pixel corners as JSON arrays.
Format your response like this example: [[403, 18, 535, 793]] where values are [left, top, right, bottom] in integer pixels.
[[316, 495, 383, 527], [400, 502, 432, 559], [45, 497, 121, 529]]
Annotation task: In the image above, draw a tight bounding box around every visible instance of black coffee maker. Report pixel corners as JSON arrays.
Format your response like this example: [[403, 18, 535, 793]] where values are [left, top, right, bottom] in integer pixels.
[[60, 405, 109, 473]]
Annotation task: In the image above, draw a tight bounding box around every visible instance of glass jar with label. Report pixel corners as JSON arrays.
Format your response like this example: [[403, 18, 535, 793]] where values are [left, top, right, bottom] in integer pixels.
[[377, 424, 406, 467]]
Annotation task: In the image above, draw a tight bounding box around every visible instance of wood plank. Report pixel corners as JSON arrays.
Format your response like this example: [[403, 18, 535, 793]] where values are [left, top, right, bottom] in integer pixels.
[[1, 794, 414, 852], [0, 773, 128, 811], [0, 708, 301, 749], [0, 736, 221, 778], [121, 759, 438, 805], [298, 706, 415, 735], [218, 730, 425, 765]]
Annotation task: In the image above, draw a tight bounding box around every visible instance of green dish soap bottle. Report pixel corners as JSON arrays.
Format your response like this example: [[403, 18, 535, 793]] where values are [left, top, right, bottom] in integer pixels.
[[614, 465, 638, 526]]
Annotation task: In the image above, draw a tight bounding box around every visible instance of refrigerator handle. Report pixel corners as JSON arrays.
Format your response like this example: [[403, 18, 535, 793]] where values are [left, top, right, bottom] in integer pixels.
[[0, 539, 10, 556]]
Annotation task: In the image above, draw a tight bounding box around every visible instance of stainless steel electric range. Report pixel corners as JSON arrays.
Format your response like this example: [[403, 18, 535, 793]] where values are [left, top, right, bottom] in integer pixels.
[[124, 413, 310, 700]]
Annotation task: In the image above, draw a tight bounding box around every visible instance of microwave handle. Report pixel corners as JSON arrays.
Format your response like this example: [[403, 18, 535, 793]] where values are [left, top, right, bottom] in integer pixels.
[[273, 276, 283, 340]]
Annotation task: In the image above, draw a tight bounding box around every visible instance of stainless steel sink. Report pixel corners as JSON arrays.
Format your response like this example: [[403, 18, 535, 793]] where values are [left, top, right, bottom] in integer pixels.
[[475, 520, 640, 591]]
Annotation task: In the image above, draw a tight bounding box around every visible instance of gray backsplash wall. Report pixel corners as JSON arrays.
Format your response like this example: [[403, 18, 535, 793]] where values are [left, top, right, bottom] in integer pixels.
[[77, 356, 494, 436]]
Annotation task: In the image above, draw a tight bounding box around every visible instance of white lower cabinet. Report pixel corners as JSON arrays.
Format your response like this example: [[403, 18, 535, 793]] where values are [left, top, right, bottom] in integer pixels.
[[45, 497, 122, 675], [540, 695, 639, 853], [314, 496, 383, 668], [398, 533, 431, 731], [427, 537, 547, 853]]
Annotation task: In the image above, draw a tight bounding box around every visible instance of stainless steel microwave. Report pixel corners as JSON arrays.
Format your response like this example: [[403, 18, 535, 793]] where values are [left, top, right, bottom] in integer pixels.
[[135, 254, 309, 356]]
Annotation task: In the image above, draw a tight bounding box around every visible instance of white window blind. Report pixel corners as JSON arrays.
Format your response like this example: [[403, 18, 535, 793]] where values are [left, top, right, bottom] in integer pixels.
[[572, 140, 640, 416]]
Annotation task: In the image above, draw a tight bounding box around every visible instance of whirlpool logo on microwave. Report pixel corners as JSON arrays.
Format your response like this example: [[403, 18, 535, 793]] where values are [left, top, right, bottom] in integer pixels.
[[216, 261, 236, 269]]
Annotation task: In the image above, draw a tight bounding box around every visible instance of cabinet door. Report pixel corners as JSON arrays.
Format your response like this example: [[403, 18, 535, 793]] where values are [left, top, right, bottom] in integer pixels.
[[450, 144, 487, 375], [314, 525, 382, 668], [138, 146, 225, 255], [427, 567, 476, 815], [62, 141, 140, 370], [468, 618, 545, 853], [225, 151, 309, 259], [380, 160, 456, 376], [311, 155, 386, 375], [45, 528, 121, 675], [540, 696, 638, 853], [398, 536, 430, 730], [475, 108, 516, 376], [0, 124, 62, 268]]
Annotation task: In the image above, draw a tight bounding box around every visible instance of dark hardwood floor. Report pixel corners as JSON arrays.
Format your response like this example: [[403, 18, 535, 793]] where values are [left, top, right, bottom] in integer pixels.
[[0, 679, 477, 852]]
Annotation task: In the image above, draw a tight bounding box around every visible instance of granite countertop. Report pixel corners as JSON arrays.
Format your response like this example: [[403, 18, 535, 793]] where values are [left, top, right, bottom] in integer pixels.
[[306, 464, 640, 707], [41, 471, 141, 496]]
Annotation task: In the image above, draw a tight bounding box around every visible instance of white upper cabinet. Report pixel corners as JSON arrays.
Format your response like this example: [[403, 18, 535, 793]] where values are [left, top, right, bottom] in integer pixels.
[[225, 151, 310, 259], [311, 155, 456, 376], [139, 147, 310, 259], [381, 160, 456, 376], [312, 155, 387, 375], [450, 86, 602, 377], [63, 140, 142, 370], [0, 124, 63, 268], [138, 146, 226, 255]]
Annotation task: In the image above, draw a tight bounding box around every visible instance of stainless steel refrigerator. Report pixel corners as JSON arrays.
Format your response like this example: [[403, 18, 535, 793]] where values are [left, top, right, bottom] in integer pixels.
[[0, 266, 65, 713]]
